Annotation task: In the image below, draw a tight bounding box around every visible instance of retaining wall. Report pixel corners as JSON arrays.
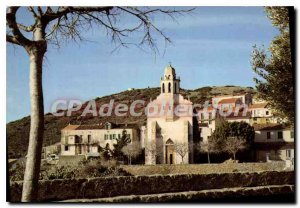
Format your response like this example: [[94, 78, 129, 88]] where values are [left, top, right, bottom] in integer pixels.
[[9, 170, 294, 202]]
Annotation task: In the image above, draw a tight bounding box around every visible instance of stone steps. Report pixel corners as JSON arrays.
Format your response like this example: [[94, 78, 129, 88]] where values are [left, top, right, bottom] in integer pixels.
[[61, 184, 295, 203]]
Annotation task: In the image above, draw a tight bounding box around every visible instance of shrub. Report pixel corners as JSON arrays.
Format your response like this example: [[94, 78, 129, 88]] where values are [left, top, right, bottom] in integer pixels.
[[40, 165, 78, 180]]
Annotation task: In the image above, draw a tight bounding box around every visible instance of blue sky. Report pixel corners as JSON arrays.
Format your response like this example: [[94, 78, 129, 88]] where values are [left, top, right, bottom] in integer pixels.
[[6, 6, 279, 122]]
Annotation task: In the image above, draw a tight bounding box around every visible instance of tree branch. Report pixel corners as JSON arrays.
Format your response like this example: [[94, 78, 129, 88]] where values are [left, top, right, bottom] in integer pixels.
[[43, 6, 113, 23], [6, 7, 32, 46], [17, 23, 35, 32], [6, 34, 21, 45]]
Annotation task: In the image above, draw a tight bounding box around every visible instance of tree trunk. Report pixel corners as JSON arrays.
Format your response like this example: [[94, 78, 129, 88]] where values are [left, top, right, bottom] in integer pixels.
[[207, 152, 210, 164], [22, 26, 47, 201]]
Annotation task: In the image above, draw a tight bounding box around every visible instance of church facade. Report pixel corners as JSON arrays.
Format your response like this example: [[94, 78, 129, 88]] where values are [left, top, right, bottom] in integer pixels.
[[145, 65, 194, 165]]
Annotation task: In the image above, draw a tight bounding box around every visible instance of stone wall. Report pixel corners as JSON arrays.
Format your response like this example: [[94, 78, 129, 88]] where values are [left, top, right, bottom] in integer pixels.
[[9, 170, 294, 202]]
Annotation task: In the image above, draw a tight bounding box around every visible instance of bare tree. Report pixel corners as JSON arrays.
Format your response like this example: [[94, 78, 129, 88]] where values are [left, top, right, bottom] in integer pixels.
[[145, 140, 164, 164], [198, 139, 218, 164], [121, 141, 142, 165], [174, 142, 189, 164], [224, 137, 247, 162], [6, 6, 193, 201]]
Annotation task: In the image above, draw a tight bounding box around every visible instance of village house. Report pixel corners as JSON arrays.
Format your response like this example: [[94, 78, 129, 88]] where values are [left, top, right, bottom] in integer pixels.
[[60, 122, 139, 157], [253, 123, 294, 162], [42, 142, 61, 159]]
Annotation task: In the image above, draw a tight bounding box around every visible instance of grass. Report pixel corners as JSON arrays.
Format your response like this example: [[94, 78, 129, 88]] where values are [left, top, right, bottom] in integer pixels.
[[121, 162, 285, 176]]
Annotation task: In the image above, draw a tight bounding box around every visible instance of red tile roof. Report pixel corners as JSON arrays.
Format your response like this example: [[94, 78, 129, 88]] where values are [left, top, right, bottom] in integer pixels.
[[218, 98, 240, 104], [250, 103, 268, 109], [62, 125, 80, 131], [62, 123, 138, 131], [253, 123, 285, 131]]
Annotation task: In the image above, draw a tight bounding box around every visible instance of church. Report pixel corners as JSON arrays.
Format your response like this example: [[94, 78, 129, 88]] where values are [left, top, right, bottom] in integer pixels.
[[145, 65, 194, 165]]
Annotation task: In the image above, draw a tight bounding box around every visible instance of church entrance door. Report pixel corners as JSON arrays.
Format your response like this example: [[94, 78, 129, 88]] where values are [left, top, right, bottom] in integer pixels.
[[165, 139, 175, 164]]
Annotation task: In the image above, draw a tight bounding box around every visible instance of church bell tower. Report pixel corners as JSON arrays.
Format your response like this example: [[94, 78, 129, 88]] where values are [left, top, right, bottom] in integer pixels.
[[160, 64, 180, 95]]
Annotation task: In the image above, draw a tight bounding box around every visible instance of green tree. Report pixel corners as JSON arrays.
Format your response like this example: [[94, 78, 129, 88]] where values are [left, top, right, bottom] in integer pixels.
[[113, 130, 131, 160], [251, 7, 294, 124], [211, 121, 254, 153], [211, 117, 230, 150], [6, 6, 192, 201], [102, 143, 112, 161]]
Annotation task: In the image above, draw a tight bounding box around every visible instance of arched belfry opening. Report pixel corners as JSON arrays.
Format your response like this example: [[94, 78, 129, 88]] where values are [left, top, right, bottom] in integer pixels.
[[168, 82, 171, 93], [162, 83, 165, 93]]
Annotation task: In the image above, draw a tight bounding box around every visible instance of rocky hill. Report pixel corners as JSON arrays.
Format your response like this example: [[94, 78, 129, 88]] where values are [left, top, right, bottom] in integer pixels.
[[7, 86, 256, 158]]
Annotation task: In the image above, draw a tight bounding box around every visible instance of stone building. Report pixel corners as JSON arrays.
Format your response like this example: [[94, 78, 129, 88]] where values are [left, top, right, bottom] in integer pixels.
[[145, 65, 194, 165], [253, 123, 294, 162], [60, 122, 138, 157]]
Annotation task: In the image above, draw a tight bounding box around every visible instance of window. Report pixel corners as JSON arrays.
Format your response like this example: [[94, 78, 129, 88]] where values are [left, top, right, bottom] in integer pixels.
[[110, 134, 113, 140], [266, 111, 269, 116], [113, 134, 116, 139], [278, 131, 283, 139], [162, 83, 165, 93], [75, 135, 81, 144], [64, 136, 68, 145], [286, 149, 292, 158], [118, 134, 121, 138], [267, 132, 271, 139], [105, 122, 111, 130], [291, 131, 294, 139], [208, 113, 212, 124], [168, 82, 171, 93], [64, 146, 69, 151], [88, 135, 91, 143]]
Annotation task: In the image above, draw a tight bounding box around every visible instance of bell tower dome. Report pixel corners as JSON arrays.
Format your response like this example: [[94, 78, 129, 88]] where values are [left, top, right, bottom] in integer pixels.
[[160, 64, 180, 95]]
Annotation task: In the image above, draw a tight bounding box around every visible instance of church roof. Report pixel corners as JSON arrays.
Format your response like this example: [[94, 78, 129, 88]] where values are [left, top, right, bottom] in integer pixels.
[[164, 64, 176, 77]]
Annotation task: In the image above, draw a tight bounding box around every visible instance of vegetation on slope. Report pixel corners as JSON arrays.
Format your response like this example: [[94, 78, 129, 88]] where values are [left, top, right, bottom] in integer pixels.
[[7, 86, 255, 158]]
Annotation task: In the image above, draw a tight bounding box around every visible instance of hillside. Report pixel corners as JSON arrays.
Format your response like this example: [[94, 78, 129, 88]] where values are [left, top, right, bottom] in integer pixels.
[[7, 86, 256, 158]]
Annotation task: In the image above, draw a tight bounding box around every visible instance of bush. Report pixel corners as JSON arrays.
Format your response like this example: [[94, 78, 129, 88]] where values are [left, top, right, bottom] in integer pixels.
[[9, 157, 131, 181], [41, 165, 78, 180]]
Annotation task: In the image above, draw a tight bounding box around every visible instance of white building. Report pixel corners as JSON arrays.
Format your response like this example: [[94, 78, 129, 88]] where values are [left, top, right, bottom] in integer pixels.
[[61, 122, 138, 157], [145, 65, 194, 165], [253, 123, 294, 162]]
